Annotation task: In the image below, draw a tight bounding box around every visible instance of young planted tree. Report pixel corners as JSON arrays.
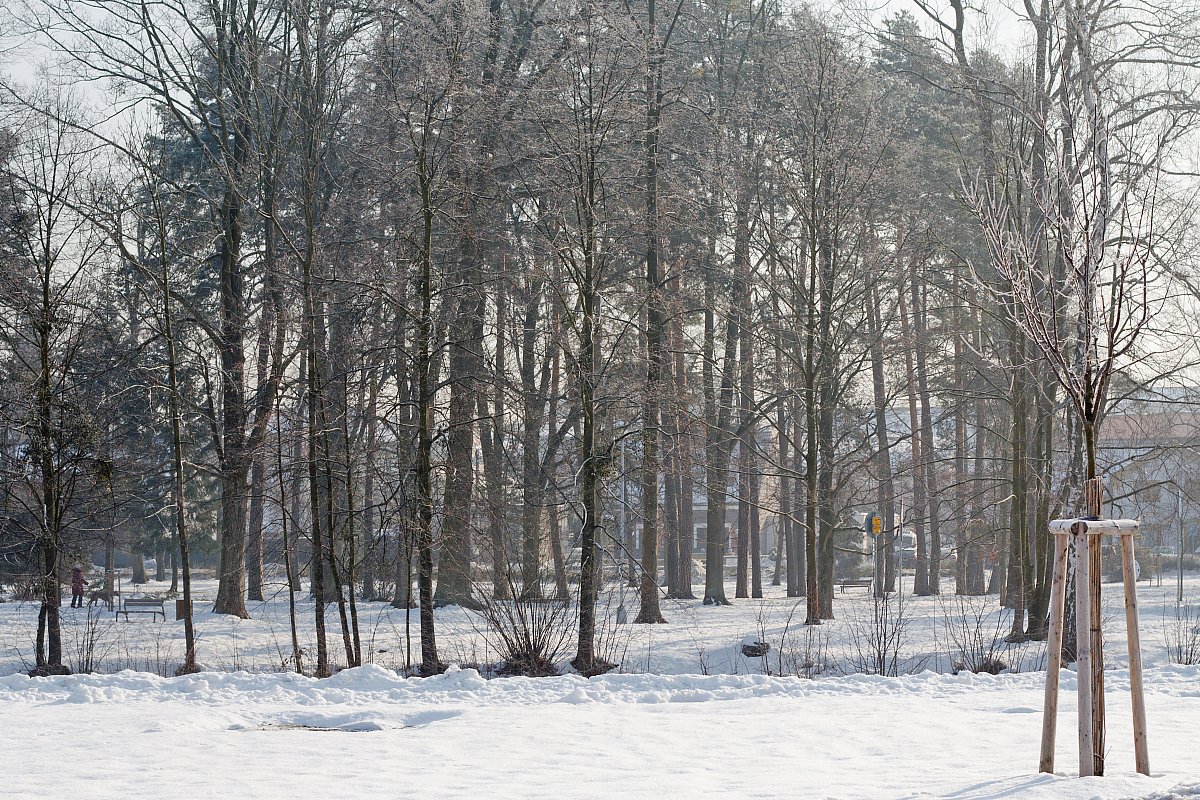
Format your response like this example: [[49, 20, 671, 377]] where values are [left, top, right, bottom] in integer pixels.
[[964, 0, 1200, 773]]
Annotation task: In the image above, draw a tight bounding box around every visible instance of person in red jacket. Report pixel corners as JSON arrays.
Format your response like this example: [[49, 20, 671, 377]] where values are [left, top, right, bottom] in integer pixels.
[[70, 566, 86, 608]]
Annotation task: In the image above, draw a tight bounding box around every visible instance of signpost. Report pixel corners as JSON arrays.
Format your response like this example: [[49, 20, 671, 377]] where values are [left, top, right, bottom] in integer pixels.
[[866, 512, 884, 598]]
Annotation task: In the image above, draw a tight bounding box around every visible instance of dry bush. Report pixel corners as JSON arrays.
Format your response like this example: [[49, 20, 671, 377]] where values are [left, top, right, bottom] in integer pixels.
[[843, 593, 925, 676], [1163, 603, 1200, 666], [471, 581, 576, 677], [939, 594, 1010, 674], [593, 590, 633, 672], [778, 613, 831, 679], [1003, 638, 1046, 674], [62, 604, 118, 673]]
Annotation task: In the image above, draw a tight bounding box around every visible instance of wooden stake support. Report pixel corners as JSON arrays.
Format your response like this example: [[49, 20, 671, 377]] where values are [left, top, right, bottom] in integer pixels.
[[1039, 513, 1148, 777], [1039, 530, 1069, 774]]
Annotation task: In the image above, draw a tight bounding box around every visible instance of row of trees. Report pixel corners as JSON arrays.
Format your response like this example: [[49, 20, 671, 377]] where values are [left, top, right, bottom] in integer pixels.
[[1, 0, 1198, 676]]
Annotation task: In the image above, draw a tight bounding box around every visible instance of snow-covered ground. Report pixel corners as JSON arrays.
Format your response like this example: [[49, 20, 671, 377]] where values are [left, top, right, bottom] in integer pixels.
[[2, 572, 1199, 798], [2, 664, 1199, 799]]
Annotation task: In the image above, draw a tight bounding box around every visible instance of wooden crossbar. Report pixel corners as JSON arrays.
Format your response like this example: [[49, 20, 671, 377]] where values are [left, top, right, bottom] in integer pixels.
[[1047, 518, 1139, 536]]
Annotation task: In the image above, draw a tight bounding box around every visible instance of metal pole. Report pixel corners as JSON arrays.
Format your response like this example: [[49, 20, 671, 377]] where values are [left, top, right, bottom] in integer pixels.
[[897, 498, 905, 614], [1179, 491, 1185, 607], [618, 445, 625, 553], [874, 525, 880, 597], [620, 443, 628, 587], [873, 513, 883, 598]]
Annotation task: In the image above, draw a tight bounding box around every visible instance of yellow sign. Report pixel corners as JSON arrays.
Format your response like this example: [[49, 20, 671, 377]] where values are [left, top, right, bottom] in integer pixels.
[[871, 515, 882, 535]]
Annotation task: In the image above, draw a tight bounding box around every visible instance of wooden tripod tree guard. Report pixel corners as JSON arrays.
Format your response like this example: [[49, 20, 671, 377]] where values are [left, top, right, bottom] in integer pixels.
[[1039, 515, 1149, 777]]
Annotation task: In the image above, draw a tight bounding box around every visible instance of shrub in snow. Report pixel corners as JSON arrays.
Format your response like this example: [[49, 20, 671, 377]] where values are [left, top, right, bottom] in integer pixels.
[[939, 594, 1014, 674], [470, 584, 575, 677], [770, 601, 830, 678], [844, 593, 920, 677], [1163, 602, 1200, 666]]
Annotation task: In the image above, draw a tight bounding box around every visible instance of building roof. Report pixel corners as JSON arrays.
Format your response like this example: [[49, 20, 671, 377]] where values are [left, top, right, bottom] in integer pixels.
[[1100, 411, 1200, 447]]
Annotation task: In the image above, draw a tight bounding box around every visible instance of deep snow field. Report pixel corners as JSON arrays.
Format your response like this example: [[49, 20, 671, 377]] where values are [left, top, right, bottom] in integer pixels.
[[2, 571, 1199, 799]]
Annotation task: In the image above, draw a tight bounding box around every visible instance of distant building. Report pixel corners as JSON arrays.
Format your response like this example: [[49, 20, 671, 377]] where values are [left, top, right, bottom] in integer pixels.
[[1101, 388, 1200, 555]]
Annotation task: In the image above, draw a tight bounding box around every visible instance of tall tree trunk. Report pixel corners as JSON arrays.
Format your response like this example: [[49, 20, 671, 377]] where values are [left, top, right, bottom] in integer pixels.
[[897, 284, 929, 596], [775, 374, 792, 592], [478, 262, 511, 601], [155, 233, 197, 673], [245, 283, 275, 604], [701, 242, 737, 606], [953, 358, 969, 596], [1027, 393, 1055, 638], [546, 338, 570, 601], [663, 450, 682, 598], [289, 362, 306, 596], [212, 156, 252, 618], [868, 282, 897, 596], [803, 345, 820, 624], [246, 452, 267, 603], [480, 392, 510, 600], [736, 305, 760, 603], [518, 280, 546, 599], [969, 301, 989, 595], [636, 0, 668, 625], [35, 274, 65, 672], [1006, 328, 1030, 640], [913, 267, 941, 595], [670, 278, 695, 599], [392, 525, 415, 609], [436, 292, 481, 608], [735, 449, 751, 599], [131, 555, 148, 585], [749, 462, 763, 599], [732, 140, 754, 602], [415, 150, 440, 673], [303, 262, 330, 676], [791, 389, 806, 597], [360, 371, 381, 602], [572, 207, 609, 669], [816, 380, 836, 619]]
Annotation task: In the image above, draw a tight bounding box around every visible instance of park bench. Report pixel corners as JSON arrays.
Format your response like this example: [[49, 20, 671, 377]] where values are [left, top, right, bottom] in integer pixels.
[[838, 577, 874, 592], [117, 596, 166, 622]]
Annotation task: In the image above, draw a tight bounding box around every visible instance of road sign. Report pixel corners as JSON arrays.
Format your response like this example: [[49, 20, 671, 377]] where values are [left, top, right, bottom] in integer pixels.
[[871, 514, 882, 535]]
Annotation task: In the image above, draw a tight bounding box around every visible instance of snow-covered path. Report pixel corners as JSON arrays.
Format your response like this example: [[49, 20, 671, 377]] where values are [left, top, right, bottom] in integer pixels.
[[3, 665, 1198, 799]]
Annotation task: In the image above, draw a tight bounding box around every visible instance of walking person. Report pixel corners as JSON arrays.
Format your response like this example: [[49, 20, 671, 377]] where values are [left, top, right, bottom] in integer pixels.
[[70, 565, 86, 608]]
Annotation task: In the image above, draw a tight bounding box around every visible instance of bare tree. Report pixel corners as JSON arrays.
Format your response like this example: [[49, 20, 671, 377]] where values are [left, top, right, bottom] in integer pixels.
[[0, 97, 106, 675]]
